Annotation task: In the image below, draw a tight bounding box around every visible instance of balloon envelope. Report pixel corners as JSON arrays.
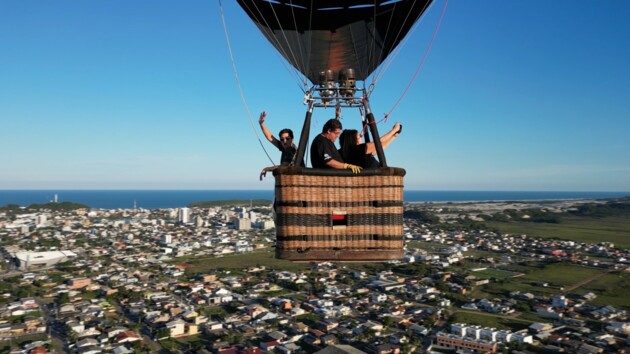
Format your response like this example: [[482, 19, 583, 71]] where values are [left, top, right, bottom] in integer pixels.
[[237, 0, 434, 84]]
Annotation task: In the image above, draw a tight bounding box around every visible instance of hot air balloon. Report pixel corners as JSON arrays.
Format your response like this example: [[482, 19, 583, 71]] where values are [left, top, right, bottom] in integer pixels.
[[236, 0, 435, 261]]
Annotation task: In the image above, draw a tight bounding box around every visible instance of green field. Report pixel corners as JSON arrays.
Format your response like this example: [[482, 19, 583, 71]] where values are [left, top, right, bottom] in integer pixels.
[[470, 268, 523, 280], [471, 262, 630, 310], [573, 271, 630, 309], [177, 250, 311, 274], [487, 216, 630, 248], [471, 262, 626, 304], [178, 249, 394, 276], [450, 312, 532, 331], [520, 262, 602, 286]]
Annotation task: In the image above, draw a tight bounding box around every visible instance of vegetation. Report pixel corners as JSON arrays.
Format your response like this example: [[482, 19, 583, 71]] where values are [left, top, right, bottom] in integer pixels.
[[574, 271, 630, 309], [403, 209, 439, 224], [0, 333, 49, 353], [450, 311, 532, 331], [0, 201, 89, 212], [438, 199, 630, 246], [467, 261, 630, 311], [178, 249, 310, 274], [188, 199, 272, 208], [487, 215, 630, 248], [570, 199, 630, 217]]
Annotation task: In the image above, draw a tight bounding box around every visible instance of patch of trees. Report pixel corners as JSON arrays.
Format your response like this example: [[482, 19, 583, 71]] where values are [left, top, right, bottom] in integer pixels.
[[569, 200, 630, 217], [393, 263, 429, 277], [403, 209, 439, 224], [0, 201, 89, 213], [521, 209, 561, 223], [188, 199, 272, 208], [489, 208, 560, 224], [440, 219, 495, 232]]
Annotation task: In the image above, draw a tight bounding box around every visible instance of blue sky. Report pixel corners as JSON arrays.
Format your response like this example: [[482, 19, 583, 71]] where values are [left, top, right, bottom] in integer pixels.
[[1, 0, 629, 191]]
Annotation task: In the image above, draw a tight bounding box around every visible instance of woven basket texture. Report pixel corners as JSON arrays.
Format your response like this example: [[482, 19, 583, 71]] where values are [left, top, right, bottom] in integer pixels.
[[274, 172, 404, 261]]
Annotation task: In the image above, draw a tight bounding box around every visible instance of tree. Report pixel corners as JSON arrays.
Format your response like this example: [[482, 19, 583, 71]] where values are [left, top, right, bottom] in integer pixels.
[[155, 327, 171, 340], [403, 209, 439, 224]]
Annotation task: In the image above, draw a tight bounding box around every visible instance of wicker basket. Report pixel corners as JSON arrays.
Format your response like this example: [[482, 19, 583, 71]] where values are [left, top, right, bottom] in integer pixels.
[[273, 166, 405, 261]]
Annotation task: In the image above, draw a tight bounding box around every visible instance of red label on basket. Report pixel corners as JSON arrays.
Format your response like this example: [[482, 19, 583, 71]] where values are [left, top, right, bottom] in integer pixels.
[[332, 214, 346, 221]]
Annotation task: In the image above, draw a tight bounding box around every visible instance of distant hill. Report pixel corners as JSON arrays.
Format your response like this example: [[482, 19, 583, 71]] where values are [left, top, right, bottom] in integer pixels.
[[0, 201, 89, 213], [188, 199, 272, 208]]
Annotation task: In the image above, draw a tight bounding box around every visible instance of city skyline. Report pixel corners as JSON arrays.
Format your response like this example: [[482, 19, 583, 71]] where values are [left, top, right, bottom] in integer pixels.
[[1, 1, 629, 191]]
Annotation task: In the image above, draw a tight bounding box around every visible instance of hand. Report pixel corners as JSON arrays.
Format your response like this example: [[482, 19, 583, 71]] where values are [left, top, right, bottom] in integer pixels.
[[258, 111, 267, 125], [393, 122, 401, 133], [259, 169, 267, 181], [344, 163, 363, 174]]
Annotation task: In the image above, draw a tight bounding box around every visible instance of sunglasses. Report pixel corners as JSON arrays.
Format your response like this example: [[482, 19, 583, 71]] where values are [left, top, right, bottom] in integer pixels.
[[280, 137, 292, 142]]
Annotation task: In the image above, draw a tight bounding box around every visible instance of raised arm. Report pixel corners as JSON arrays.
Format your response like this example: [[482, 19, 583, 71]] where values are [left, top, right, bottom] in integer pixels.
[[365, 122, 401, 155], [258, 111, 274, 143]]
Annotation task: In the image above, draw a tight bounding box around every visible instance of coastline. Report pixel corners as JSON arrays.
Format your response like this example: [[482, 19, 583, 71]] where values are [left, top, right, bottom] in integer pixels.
[[1, 189, 628, 210]]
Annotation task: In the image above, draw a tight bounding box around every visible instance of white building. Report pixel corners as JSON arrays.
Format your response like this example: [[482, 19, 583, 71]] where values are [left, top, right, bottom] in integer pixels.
[[35, 214, 48, 227], [194, 216, 204, 227], [13, 250, 78, 270], [480, 328, 499, 342], [178, 208, 190, 224], [254, 220, 275, 229], [235, 218, 251, 230]]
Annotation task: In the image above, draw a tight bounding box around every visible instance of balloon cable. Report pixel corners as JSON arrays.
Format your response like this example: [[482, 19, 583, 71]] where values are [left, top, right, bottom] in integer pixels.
[[219, 0, 276, 166], [385, 0, 449, 120]]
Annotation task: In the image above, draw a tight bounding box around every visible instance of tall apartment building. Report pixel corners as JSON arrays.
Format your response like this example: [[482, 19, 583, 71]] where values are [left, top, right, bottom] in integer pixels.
[[178, 208, 190, 224], [235, 218, 251, 230]]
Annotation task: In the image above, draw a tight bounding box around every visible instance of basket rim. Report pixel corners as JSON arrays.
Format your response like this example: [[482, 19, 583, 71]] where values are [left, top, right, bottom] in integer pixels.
[[273, 166, 406, 177]]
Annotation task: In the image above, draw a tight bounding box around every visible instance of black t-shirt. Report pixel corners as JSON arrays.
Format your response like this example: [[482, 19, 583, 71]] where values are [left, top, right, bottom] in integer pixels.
[[339, 143, 379, 169], [310, 134, 343, 168], [271, 138, 300, 166]]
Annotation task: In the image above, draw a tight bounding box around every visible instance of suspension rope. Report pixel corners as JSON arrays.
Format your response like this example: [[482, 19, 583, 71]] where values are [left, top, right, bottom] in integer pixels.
[[287, 0, 310, 88], [370, 0, 398, 88], [385, 0, 449, 119], [219, 0, 276, 166], [372, 0, 434, 89], [239, 0, 309, 92]]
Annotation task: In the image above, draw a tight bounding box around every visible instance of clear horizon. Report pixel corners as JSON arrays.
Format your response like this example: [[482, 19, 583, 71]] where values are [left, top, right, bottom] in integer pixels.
[[1, 188, 630, 192], [1, 1, 629, 191], [2, 190, 628, 211]]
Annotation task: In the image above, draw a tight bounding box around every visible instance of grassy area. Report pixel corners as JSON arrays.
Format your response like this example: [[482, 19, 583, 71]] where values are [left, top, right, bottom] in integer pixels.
[[179, 250, 311, 274], [189, 199, 272, 208], [450, 311, 532, 331], [177, 248, 396, 276], [521, 263, 602, 286], [472, 262, 605, 298], [406, 240, 451, 253], [573, 271, 630, 309], [487, 216, 630, 248], [516, 312, 558, 323], [470, 268, 522, 280]]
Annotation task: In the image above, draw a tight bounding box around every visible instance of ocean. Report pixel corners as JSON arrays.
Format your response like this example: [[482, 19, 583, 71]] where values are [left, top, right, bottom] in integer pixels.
[[1, 190, 628, 210]]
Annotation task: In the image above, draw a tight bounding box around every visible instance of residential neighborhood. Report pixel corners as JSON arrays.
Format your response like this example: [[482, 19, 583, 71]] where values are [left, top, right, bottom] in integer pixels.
[[1, 200, 629, 353]]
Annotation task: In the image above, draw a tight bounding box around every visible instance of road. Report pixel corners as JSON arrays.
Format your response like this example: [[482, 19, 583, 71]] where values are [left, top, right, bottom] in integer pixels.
[[37, 298, 67, 354]]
